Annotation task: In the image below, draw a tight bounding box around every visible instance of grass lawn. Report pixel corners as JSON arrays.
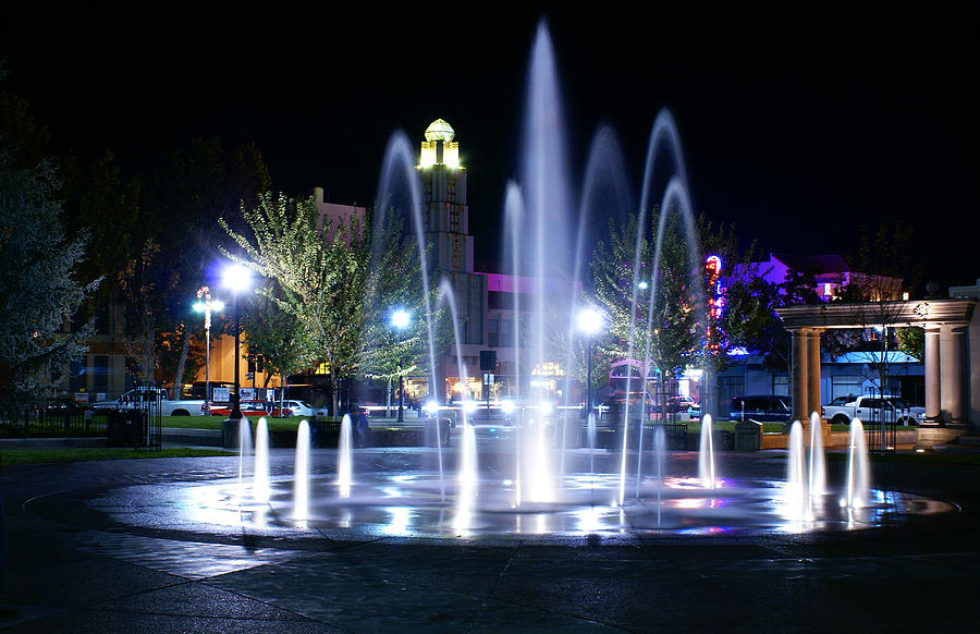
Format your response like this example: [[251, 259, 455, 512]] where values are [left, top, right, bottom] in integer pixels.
[[683, 420, 786, 434], [163, 416, 327, 432], [1, 447, 235, 466]]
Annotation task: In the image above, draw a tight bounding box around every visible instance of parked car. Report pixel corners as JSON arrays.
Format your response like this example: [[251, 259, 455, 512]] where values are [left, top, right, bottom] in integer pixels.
[[890, 398, 926, 424], [600, 391, 654, 425], [91, 388, 205, 416], [270, 400, 316, 417], [729, 395, 793, 423], [822, 395, 921, 426], [680, 401, 701, 421], [205, 400, 273, 417]]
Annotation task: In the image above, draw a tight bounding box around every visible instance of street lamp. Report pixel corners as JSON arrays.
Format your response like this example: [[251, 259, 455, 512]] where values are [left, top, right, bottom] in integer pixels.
[[391, 309, 411, 422], [221, 264, 252, 421], [193, 287, 225, 415], [576, 307, 604, 416]]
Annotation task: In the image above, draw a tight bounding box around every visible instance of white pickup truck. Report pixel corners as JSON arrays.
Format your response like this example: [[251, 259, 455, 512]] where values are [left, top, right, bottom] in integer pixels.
[[821, 395, 924, 426], [91, 388, 205, 416]]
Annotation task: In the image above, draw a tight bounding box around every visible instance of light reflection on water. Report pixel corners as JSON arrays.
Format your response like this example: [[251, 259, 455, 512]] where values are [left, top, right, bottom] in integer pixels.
[[170, 471, 955, 540]]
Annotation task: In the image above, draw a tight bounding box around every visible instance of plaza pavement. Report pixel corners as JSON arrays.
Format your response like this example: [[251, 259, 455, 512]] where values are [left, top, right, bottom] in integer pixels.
[[1, 436, 979, 633]]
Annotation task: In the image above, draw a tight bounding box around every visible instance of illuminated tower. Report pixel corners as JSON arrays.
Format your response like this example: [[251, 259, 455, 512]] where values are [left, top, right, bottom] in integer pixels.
[[417, 119, 487, 400], [418, 119, 471, 273]]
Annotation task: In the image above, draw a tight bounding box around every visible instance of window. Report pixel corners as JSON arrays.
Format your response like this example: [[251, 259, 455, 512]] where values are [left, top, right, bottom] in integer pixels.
[[499, 319, 513, 347]]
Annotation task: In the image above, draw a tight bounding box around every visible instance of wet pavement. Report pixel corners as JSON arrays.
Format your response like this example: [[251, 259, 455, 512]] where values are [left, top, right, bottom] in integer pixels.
[[2, 444, 980, 633]]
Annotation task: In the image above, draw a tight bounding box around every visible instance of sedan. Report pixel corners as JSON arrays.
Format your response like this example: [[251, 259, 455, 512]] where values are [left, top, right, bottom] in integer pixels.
[[271, 400, 316, 417], [205, 401, 272, 417]]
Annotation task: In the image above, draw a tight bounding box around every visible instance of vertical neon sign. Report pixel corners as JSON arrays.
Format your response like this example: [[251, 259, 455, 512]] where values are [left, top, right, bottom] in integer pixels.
[[705, 255, 725, 353]]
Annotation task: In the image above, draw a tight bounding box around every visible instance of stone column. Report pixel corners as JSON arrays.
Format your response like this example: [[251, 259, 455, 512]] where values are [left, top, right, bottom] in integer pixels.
[[806, 329, 822, 421], [924, 327, 941, 425], [791, 330, 808, 423], [941, 325, 968, 426]]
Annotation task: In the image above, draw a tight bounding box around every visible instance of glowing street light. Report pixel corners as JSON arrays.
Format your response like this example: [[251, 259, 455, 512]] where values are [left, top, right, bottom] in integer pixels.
[[221, 264, 252, 421], [577, 307, 605, 416], [193, 287, 225, 415], [391, 309, 411, 422]]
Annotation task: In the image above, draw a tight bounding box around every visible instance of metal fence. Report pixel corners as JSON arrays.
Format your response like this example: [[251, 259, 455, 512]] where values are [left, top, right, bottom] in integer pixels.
[[865, 415, 898, 454], [1, 404, 162, 451], [0, 408, 110, 438]]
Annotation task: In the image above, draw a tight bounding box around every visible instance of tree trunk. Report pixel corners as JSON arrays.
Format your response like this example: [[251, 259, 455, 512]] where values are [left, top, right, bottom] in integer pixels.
[[172, 324, 191, 399], [331, 369, 341, 417]]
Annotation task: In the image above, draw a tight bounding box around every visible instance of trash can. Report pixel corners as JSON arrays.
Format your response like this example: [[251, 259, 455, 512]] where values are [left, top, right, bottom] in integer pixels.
[[734, 420, 762, 451], [558, 416, 582, 449], [108, 411, 141, 447], [222, 418, 249, 449], [424, 416, 451, 447]]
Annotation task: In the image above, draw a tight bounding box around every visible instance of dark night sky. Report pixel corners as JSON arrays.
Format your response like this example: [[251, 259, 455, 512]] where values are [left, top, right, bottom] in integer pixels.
[[2, 2, 978, 291]]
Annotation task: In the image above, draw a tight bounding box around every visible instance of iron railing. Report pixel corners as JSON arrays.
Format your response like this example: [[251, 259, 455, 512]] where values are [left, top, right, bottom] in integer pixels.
[[0, 408, 110, 438]]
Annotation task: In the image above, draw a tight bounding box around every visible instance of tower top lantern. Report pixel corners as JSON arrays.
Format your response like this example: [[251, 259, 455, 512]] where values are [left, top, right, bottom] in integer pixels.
[[420, 118, 460, 169]]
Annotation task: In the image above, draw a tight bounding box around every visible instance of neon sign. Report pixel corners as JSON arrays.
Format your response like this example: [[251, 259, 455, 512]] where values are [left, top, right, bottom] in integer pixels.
[[705, 255, 726, 352]]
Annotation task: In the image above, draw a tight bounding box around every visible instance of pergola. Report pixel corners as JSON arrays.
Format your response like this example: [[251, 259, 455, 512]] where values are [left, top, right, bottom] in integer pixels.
[[776, 299, 976, 427]]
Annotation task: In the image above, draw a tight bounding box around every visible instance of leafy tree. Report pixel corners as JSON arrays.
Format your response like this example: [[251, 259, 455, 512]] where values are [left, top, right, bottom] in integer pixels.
[[0, 90, 50, 169], [721, 271, 791, 372], [541, 295, 612, 405], [897, 326, 924, 361], [61, 148, 144, 289], [830, 218, 918, 396], [0, 149, 98, 409], [590, 209, 744, 385], [241, 284, 313, 411], [0, 69, 97, 410], [220, 192, 425, 414], [141, 137, 271, 396], [721, 259, 826, 373], [116, 238, 167, 386]]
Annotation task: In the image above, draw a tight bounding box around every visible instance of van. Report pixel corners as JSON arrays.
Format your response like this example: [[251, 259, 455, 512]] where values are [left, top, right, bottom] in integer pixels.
[[729, 395, 793, 422]]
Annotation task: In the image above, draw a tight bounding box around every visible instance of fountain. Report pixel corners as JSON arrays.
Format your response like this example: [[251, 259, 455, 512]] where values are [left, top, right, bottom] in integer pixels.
[[236, 417, 252, 505], [191, 18, 952, 541], [809, 412, 827, 499], [785, 420, 811, 521], [253, 417, 270, 504], [845, 418, 872, 509], [293, 419, 310, 520], [337, 414, 353, 498], [453, 422, 478, 533], [698, 415, 717, 489]]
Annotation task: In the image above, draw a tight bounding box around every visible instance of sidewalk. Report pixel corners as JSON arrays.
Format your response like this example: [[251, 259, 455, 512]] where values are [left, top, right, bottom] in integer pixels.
[[1, 450, 979, 632]]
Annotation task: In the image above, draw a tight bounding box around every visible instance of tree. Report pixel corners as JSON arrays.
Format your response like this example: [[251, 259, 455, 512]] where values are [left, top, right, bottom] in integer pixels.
[[0, 149, 98, 409], [829, 218, 918, 398], [116, 238, 167, 386], [0, 70, 98, 410], [142, 137, 271, 396], [721, 262, 824, 374], [241, 284, 314, 412], [590, 209, 745, 386], [221, 192, 425, 414]]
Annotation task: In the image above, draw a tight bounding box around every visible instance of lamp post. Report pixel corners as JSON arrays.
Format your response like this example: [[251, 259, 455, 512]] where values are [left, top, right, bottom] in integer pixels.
[[193, 287, 225, 416], [577, 307, 604, 416], [391, 309, 411, 423], [221, 264, 252, 421]]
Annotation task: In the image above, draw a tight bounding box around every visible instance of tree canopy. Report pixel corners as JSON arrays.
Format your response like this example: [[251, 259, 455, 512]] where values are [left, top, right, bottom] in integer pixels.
[[221, 192, 427, 412], [0, 149, 97, 408]]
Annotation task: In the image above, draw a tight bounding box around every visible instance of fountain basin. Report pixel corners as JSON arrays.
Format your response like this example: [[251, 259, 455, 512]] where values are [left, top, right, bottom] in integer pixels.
[[88, 454, 956, 543]]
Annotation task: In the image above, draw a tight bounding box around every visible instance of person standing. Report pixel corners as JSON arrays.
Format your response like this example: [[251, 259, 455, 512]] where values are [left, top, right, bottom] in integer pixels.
[[353, 405, 371, 447]]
